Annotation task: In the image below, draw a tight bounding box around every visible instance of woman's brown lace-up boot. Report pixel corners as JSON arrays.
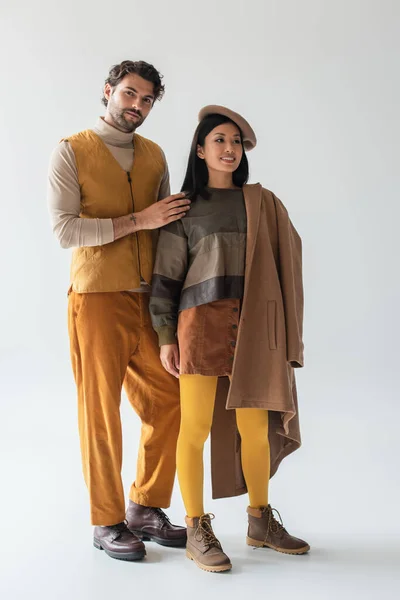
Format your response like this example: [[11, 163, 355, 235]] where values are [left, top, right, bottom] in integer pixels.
[[246, 505, 310, 555], [185, 513, 232, 572]]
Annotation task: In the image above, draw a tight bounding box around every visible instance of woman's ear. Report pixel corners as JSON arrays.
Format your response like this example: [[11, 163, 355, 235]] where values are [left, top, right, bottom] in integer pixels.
[[197, 144, 205, 159]]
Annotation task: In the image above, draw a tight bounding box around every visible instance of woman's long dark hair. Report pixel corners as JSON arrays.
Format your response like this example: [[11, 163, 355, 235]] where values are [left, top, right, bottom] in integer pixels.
[[181, 114, 249, 200]]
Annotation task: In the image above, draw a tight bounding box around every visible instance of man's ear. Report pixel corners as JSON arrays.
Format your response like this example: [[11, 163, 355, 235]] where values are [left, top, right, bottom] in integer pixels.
[[197, 144, 205, 159], [104, 83, 113, 102]]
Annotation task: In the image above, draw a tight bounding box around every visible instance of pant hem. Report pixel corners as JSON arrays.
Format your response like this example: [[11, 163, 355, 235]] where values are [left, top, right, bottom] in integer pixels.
[[91, 512, 126, 527], [129, 491, 172, 509]]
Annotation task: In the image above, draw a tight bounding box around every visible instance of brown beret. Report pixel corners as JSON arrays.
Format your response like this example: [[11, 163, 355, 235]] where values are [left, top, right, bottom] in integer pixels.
[[198, 105, 257, 151]]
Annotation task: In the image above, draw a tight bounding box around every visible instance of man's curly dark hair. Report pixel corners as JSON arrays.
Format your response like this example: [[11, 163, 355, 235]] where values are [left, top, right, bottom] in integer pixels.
[[102, 60, 165, 107]]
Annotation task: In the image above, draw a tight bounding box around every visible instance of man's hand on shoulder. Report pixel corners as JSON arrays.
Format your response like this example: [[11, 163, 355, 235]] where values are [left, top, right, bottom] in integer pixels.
[[112, 193, 191, 240], [136, 193, 191, 230]]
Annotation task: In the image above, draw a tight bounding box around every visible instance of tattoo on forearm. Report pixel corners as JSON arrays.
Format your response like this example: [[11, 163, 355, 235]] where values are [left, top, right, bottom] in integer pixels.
[[130, 214, 137, 225]]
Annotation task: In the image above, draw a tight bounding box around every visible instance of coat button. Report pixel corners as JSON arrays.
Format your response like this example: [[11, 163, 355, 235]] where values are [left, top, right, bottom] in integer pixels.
[[233, 307, 238, 312], [231, 341, 236, 347], [232, 324, 237, 330]]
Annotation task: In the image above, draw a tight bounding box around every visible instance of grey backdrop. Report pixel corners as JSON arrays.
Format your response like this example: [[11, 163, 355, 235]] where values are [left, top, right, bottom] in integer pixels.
[[1, 0, 399, 598]]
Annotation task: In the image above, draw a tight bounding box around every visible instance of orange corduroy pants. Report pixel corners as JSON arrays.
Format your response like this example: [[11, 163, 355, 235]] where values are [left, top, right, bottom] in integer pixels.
[[68, 291, 180, 526]]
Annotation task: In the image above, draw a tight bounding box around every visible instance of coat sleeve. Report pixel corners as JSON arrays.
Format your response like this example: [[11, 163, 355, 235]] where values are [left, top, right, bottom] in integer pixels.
[[272, 192, 304, 368], [149, 219, 188, 346]]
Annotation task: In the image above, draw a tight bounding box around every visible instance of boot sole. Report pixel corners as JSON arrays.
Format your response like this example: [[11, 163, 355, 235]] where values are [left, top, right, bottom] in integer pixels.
[[93, 538, 146, 561], [186, 549, 232, 572], [130, 529, 187, 548], [246, 536, 310, 555]]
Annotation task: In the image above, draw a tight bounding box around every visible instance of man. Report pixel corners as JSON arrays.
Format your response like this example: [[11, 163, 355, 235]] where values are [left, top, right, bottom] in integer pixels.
[[48, 60, 190, 561]]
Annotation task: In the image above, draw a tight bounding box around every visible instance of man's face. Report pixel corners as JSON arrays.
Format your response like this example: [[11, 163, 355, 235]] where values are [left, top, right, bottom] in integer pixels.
[[104, 73, 155, 132]]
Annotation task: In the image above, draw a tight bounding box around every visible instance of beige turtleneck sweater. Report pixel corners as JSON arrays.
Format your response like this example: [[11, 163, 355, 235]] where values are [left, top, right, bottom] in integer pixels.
[[47, 117, 170, 292], [47, 117, 170, 249]]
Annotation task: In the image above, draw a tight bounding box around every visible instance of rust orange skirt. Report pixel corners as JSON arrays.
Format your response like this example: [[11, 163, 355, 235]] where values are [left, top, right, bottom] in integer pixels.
[[177, 298, 241, 376]]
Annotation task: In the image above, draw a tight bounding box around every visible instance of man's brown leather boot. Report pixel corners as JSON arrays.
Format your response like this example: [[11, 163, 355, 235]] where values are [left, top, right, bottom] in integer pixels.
[[126, 501, 187, 547], [246, 505, 310, 555], [185, 513, 232, 573], [93, 521, 146, 561]]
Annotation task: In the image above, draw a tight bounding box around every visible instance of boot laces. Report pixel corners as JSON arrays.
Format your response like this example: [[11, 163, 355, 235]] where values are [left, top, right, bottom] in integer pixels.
[[195, 513, 222, 550], [263, 505, 287, 542], [150, 507, 171, 527], [108, 521, 130, 542]]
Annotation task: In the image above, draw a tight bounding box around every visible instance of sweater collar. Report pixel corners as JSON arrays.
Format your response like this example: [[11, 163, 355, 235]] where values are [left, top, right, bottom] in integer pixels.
[[93, 117, 134, 148]]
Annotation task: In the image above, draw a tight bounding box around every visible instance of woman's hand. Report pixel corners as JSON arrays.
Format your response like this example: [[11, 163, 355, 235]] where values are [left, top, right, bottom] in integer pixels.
[[160, 344, 180, 378]]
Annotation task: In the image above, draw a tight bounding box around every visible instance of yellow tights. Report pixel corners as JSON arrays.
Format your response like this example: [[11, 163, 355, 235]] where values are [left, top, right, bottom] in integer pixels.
[[177, 375, 270, 517]]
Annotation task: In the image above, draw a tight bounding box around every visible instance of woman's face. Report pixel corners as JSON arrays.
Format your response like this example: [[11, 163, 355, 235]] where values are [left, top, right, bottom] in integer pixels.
[[197, 122, 243, 176]]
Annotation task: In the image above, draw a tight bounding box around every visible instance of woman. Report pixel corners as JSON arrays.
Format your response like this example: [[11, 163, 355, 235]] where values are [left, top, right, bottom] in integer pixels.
[[149, 105, 309, 572]]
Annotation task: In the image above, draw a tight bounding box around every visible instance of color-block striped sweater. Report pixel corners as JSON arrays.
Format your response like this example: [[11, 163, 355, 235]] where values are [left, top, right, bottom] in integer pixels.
[[149, 187, 247, 345]]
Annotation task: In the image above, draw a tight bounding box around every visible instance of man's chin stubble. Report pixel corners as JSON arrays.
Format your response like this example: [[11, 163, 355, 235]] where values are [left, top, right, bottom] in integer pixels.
[[122, 116, 143, 132]]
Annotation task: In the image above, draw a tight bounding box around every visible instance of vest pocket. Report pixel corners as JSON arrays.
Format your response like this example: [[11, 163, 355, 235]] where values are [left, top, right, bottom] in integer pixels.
[[267, 300, 277, 350]]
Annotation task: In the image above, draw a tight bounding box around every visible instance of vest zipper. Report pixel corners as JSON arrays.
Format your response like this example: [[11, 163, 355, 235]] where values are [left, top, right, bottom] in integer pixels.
[[127, 171, 142, 280]]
